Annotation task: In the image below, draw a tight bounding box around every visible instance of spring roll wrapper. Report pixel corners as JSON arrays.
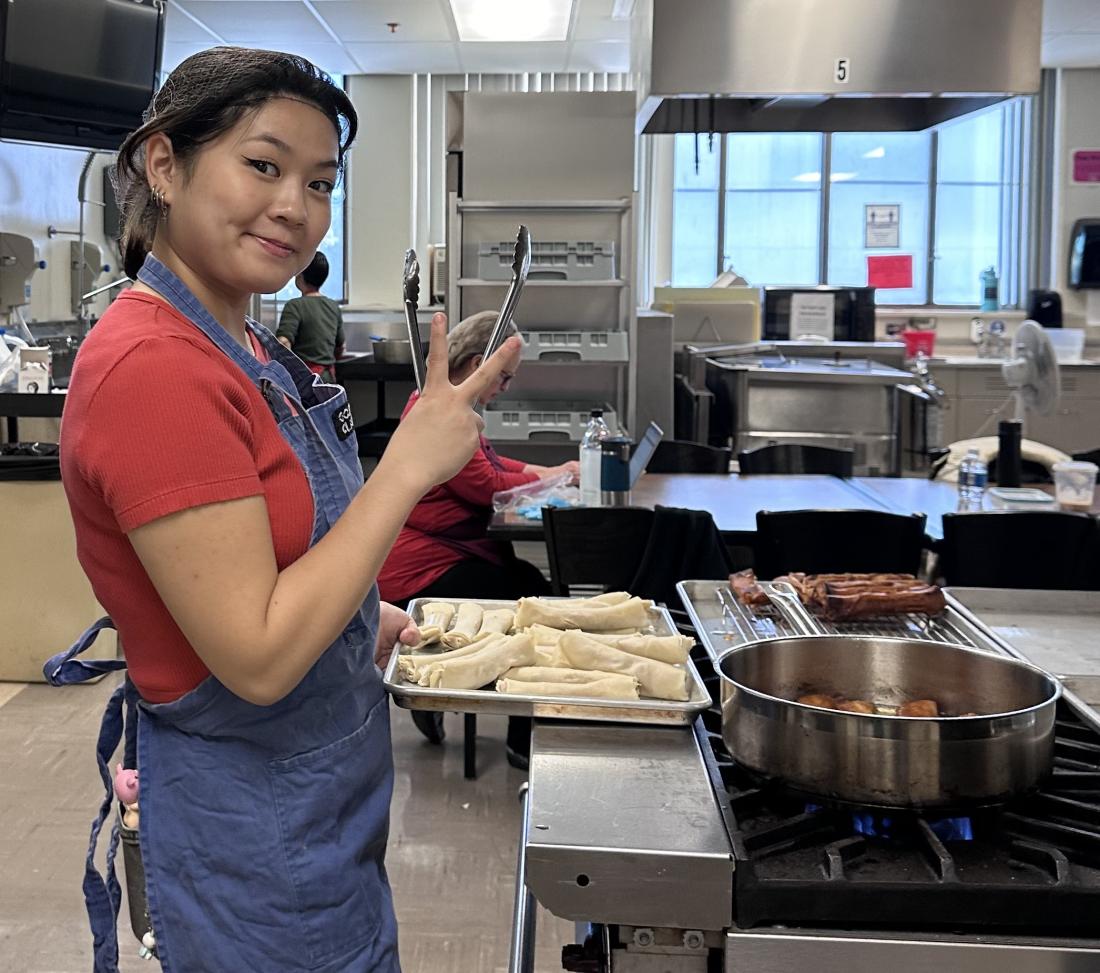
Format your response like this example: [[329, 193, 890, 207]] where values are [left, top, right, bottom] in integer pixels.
[[611, 634, 693, 665], [514, 597, 653, 632], [420, 633, 536, 690], [559, 631, 689, 701], [533, 643, 569, 667], [476, 608, 515, 639], [411, 602, 458, 650], [495, 676, 640, 700], [397, 633, 507, 683], [502, 666, 638, 689], [440, 602, 484, 649]]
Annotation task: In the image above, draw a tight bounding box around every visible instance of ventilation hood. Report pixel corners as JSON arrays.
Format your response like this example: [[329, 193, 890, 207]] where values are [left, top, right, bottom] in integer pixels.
[[635, 0, 1043, 134]]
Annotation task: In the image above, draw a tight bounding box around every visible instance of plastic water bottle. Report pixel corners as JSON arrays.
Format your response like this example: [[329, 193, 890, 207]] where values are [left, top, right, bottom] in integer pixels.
[[579, 409, 611, 507], [980, 267, 999, 311], [957, 448, 988, 510]]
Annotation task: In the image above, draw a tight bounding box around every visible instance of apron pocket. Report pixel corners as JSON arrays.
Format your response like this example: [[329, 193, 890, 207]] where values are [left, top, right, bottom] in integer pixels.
[[268, 695, 393, 969]]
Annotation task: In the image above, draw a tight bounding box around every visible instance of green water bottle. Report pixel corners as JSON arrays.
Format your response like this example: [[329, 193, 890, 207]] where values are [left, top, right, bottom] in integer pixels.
[[980, 267, 999, 311]]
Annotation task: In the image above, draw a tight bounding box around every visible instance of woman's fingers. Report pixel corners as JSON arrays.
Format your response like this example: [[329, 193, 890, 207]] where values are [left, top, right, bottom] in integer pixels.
[[423, 312, 449, 390], [458, 335, 522, 404]]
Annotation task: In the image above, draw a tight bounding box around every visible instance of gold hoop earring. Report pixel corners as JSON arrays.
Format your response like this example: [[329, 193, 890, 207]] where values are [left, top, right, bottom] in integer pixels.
[[150, 185, 169, 220]]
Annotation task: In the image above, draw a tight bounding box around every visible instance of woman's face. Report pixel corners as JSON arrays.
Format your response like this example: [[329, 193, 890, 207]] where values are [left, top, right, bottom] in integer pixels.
[[152, 97, 339, 302], [470, 356, 517, 407]]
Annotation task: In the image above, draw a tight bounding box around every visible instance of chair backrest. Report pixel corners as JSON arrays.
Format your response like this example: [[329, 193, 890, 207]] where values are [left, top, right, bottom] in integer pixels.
[[542, 506, 656, 595], [754, 508, 927, 578], [940, 511, 1100, 590], [738, 443, 854, 477], [647, 440, 732, 475]]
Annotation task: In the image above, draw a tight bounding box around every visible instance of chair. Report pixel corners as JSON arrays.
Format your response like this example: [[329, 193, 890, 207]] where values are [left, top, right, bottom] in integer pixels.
[[1073, 448, 1100, 467], [939, 511, 1100, 590], [647, 440, 732, 474], [754, 509, 927, 579], [737, 443, 854, 476], [542, 506, 656, 596]]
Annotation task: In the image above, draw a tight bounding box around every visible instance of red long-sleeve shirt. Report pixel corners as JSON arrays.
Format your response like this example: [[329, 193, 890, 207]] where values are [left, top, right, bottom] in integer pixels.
[[377, 393, 538, 603]]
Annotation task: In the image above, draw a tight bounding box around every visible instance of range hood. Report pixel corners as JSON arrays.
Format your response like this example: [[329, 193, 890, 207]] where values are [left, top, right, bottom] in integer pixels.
[[635, 0, 1043, 134]]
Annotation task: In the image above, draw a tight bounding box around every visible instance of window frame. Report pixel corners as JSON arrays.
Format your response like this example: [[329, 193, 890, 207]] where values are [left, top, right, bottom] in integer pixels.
[[672, 99, 1034, 309]]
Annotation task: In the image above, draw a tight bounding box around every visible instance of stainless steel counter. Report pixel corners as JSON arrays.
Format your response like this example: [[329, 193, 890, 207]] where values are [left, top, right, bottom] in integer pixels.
[[526, 722, 733, 931]]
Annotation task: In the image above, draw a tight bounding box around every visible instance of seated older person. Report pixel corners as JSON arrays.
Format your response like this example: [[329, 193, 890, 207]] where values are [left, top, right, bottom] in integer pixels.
[[378, 311, 577, 763]]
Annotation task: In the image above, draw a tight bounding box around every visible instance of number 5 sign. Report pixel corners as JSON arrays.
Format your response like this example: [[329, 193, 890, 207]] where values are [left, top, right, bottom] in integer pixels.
[[835, 58, 851, 84]]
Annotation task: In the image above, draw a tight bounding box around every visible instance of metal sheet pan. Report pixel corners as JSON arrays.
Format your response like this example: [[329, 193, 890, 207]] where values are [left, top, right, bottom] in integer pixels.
[[382, 598, 711, 725], [945, 588, 1100, 707], [677, 579, 1000, 662]]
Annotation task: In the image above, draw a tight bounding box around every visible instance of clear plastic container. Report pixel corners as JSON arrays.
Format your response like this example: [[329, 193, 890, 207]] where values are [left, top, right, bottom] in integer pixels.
[[1044, 328, 1086, 364], [1052, 460, 1098, 511]]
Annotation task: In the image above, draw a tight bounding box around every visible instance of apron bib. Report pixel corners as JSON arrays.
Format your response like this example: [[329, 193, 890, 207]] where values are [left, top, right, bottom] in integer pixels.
[[45, 255, 399, 973]]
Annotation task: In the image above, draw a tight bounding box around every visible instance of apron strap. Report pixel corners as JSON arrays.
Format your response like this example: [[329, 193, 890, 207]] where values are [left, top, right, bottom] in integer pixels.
[[42, 617, 124, 686], [85, 681, 127, 972]]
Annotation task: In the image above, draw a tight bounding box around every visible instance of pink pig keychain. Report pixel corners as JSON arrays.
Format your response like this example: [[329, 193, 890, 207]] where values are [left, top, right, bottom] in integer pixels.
[[113, 764, 140, 830]]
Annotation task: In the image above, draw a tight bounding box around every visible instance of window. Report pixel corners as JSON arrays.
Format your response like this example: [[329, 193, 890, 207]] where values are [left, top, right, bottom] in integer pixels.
[[670, 100, 1032, 306]]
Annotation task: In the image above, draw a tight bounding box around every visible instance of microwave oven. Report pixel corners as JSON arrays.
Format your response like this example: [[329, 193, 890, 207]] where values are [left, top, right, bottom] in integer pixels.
[[761, 286, 876, 342]]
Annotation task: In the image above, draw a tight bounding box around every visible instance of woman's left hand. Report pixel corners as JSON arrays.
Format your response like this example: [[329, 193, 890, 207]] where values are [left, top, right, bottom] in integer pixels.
[[375, 601, 419, 669]]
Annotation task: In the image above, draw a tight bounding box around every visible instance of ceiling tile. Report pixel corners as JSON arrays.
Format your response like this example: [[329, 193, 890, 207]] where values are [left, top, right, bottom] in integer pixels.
[[312, 0, 452, 43], [1042, 31, 1100, 68], [177, 2, 332, 45], [456, 41, 572, 73], [343, 41, 462, 73], [1044, 0, 1100, 35], [566, 39, 630, 73], [165, 2, 222, 44], [572, 0, 630, 42]]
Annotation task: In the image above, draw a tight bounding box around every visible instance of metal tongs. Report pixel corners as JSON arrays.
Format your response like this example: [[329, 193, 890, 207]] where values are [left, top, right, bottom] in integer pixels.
[[402, 248, 429, 393], [482, 225, 532, 362]]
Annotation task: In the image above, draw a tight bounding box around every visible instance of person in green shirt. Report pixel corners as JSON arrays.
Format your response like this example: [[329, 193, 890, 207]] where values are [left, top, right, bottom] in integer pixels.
[[276, 251, 344, 382]]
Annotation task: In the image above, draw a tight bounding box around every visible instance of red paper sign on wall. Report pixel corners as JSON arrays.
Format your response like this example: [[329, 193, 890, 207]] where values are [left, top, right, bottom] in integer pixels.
[[1073, 149, 1100, 184], [867, 254, 913, 289]]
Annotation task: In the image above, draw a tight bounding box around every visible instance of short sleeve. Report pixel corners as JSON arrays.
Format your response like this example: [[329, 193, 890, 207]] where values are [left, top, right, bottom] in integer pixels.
[[76, 338, 265, 532], [277, 300, 302, 342]]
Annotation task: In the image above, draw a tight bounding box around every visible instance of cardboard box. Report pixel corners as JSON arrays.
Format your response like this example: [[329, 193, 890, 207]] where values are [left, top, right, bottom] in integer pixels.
[[16, 347, 50, 394]]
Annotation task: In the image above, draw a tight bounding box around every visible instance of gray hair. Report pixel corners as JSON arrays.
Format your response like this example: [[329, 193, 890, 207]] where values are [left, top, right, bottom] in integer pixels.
[[448, 310, 518, 375]]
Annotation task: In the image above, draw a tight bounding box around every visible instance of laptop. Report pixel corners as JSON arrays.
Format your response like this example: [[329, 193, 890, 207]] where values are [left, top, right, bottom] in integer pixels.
[[628, 421, 664, 487]]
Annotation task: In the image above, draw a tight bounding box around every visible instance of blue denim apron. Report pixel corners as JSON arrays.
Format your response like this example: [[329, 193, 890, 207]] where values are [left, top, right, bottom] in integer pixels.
[[44, 255, 400, 973]]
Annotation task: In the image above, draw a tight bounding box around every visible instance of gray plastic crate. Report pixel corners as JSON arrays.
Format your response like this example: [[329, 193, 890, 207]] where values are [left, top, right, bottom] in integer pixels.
[[483, 400, 618, 442], [519, 330, 628, 363], [472, 240, 616, 281]]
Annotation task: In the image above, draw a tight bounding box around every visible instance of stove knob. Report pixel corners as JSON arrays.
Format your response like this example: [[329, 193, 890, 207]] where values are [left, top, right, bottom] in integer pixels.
[[633, 928, 655, 948]]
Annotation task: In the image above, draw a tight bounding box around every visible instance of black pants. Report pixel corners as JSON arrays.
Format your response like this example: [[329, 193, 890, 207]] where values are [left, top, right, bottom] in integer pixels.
[[404, 555, 549, 757]]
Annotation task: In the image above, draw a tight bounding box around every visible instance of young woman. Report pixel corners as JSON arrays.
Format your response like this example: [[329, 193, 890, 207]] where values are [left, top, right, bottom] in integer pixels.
[[45, 47, 519, 972]]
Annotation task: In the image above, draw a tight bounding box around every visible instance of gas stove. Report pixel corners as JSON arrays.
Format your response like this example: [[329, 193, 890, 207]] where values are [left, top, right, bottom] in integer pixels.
[[522, 649, 1100, 973]]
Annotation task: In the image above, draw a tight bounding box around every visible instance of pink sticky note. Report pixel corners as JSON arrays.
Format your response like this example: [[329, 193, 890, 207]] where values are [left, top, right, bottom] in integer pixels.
[[1073, 149, 1100, 184]]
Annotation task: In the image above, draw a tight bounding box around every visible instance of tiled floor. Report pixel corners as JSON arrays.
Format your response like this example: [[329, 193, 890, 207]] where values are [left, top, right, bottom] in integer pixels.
[[0, 675, 573, 972]]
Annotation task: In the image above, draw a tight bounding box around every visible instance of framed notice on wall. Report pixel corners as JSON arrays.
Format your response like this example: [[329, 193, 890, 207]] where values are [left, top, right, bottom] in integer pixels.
[[865, 204, 900, 248]]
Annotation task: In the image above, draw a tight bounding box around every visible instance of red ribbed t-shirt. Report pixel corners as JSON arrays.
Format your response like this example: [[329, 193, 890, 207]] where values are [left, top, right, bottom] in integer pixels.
[[61, 291, 314, 703]]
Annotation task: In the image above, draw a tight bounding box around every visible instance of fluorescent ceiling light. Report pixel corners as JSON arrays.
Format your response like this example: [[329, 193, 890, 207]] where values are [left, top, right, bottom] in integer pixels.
[[792, 171, 822, 183], [862, 146, 886, 159], [830, 171, 857, 182], [450, 0, 575, 42]]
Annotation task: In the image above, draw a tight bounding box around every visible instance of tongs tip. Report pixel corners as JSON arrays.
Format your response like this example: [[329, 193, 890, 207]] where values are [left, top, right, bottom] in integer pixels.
[[403, 248, 420, 305]]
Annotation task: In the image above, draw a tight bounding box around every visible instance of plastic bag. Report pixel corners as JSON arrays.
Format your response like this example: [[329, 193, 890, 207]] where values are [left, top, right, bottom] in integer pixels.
[[492, 471, 579, 521], [0, 332, 23, 393]]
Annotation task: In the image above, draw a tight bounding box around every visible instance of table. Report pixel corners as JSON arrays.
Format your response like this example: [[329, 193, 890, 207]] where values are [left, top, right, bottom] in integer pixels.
[[490, 473, 1100, 544], [0, 391, 66, 442], [490, 473, 892, 542]]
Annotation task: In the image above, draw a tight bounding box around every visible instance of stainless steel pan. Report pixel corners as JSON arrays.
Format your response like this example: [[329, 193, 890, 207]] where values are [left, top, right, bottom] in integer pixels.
[[717, 583, 1062, 808]]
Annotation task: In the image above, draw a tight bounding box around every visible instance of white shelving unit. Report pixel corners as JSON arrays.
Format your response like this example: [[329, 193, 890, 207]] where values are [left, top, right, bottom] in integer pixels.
[[446, 194, 635, 463]]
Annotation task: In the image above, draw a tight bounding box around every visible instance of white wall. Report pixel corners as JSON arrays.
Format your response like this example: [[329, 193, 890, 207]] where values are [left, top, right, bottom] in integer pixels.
[[1051, 67, 1100, 323], [0, 142, 116, 323]]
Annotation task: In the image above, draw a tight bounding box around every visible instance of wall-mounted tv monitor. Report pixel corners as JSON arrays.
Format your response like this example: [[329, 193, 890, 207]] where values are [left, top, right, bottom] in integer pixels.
[[0, 0, 165, 151]]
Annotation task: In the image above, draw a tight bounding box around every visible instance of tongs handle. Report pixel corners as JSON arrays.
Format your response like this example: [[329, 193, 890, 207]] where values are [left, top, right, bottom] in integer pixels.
[[402, 249, 428, 393], [758, 581, 827, 636], [483, 225, 532, 362]]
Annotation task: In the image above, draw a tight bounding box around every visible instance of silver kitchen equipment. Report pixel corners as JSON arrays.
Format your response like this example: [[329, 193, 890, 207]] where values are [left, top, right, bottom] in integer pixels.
[[401, 248, 428, 392], [382, 598, 711, 725], [714, 582, 1061, 807], [371, 339, 413, 365], [482, 225, 531, 362]]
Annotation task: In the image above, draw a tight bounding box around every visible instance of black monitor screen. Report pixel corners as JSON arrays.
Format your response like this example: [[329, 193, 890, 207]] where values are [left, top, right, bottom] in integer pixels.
[[0, 0, 164, 150]]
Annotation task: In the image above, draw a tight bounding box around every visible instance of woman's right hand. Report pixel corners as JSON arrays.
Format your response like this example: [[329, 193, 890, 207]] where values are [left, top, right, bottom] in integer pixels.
[[383, 312, 522, 494]]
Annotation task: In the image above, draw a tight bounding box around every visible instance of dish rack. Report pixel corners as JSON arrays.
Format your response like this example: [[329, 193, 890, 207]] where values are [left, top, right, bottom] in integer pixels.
[[677, 580, 999, 662]]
